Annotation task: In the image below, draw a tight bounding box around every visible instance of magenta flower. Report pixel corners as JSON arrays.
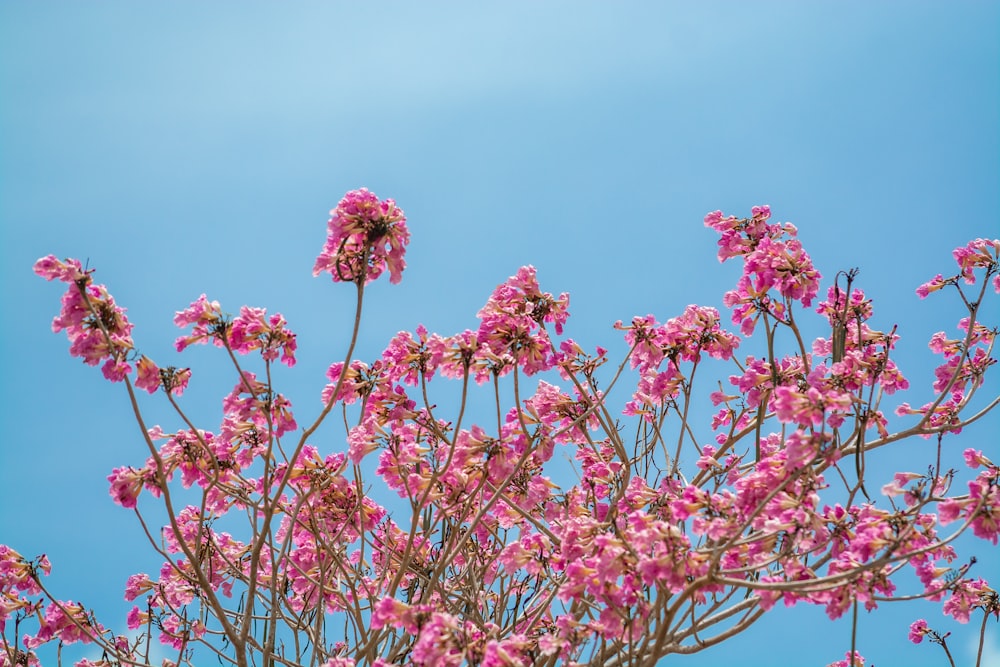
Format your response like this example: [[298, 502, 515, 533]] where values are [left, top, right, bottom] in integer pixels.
[[107, 466, 145, 509], [825, 650, 866, 667], [123, 573, 154, 601], [475, 266, 569, 376], [134, 355, 161, 394], [25, 600, 102, 648], [126, 605, 148, 630], [313, 188, 410, 285], [952, 238, 999, 284], [916, 273, 949, 298], [174, 294, 224, 351], [229, 306, 298, 366], [35, 256, 137, 382], [32, 255, 88, 283], [908, 618, 929, 643]]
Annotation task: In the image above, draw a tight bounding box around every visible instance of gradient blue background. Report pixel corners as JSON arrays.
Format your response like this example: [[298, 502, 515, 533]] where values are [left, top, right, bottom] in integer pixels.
[[2, 3, 998, 666]]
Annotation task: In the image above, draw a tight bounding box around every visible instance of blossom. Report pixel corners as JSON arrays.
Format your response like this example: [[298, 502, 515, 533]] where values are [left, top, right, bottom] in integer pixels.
[[475, 266, 568, 375], [952, 238, 999, 284], [772, 385, 852, 429], [107, 467, 146, 508], [825, 650, 866, 667], [943, 578, 994, 623], [33, 255, 89, 283], [229, 306, 297, 366], [322, 659, 356, 667], [126, 606, 148, 630], [916, 273, 949, 298], [34, 257, 136, 380], [908, 618, 929, 643], [25, 600, 101, 648], [123, 573, 154, 601], [28, 209, 1000, 664], [313, 188, 410, 285], [134, 355, 161, 393], [382, 325, 440, 385], [174, 294, 224, 351]]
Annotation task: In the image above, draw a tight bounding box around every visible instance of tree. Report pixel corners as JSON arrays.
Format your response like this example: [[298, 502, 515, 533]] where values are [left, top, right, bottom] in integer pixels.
[[4, 190, 998, 667]]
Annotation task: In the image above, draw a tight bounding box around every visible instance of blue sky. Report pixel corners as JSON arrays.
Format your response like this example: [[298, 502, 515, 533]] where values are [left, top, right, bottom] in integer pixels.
[[1, 3, 998, 666]]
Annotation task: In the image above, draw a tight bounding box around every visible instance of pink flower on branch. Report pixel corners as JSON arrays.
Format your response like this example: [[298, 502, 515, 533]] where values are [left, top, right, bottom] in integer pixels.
[[952, 238, 1000, 284], [772, 384, 853, 429], [229, 306, 297, 366], [134, 355, 191, 395], [826, 650, 866, 667], [24, 600, 103, 649], [916, 273, 951, 299], [313, 188, 410, 285], [908, 618, 930, 643], [916, 238, 999, 296], [173, 294, 224, 350], [474, 265, 570, 377], [34, 256, 136, 381]]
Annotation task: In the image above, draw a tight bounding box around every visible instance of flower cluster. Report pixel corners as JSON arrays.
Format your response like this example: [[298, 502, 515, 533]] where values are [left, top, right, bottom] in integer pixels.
[[174, 295, 297, 365], [616, 305, 741, 420], [33, 255, 135, 381], [0, 546, 49, 633], [901, 250, 999, 433], [705, 205, 821, 334], [313, 187, 410, 285], [474, 265, 570, 376]]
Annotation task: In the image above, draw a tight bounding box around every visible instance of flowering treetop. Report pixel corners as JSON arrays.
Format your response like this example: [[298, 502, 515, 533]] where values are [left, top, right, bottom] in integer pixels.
[[5, 191, 999, 667]]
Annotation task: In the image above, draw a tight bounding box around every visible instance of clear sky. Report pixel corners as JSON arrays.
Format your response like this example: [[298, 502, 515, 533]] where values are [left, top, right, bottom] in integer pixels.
[[1, 3, 998, 666]]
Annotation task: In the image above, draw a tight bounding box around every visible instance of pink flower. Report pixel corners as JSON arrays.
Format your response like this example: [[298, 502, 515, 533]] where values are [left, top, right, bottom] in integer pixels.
[[322, 659, 356, 667], [35, 259, 137, 382], [916, 273, 948, 298], [126, 605, 148, 630], [963, 447, 995, 468], [313, 188, 410, 285], [475, 267, 568, 376], [347, 418, 379, 464], [33, 255, 88, 283], [123, 573, 154, 601], [880, 472, 925, 505], [135, 355, 161, 394], [107, 467, 144, 508], [952, 238, 1000, 284], [942, 577, 993, 623], [27, 601, 101, 647], [825, 650, 866, 667], [228, 306, 297, 366], [908, 618, 929, 643], [773, 385, 852, 429], [174, 294, 224, 351]]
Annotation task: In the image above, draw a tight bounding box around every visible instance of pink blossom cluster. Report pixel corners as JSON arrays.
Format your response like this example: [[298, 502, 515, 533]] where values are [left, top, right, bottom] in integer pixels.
[[32, 255, 136, 382], [313, 188, 410, 285], [174, 295, 297, 364], [917, 238, 1000, 298], [899, 294, 998, 435], [0, 546, 48, 634], [826, 651, 866, 667], [705, 205, 821, 334], [119, 507, 243, 649], [1, 547, 132, 666], [936, 449, 1000, 545], [106, 421, 264, 513], [475, 265, 570, 376], [616, 305, 740, 420]]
